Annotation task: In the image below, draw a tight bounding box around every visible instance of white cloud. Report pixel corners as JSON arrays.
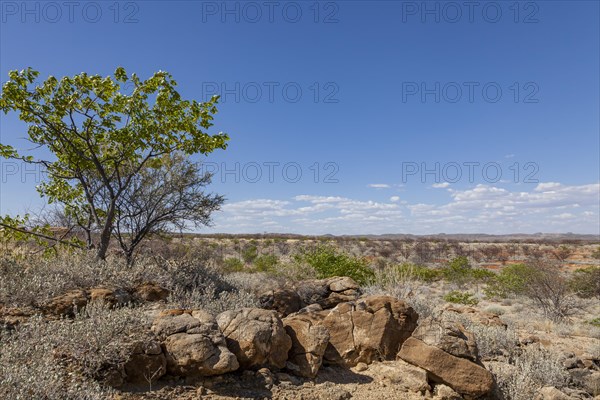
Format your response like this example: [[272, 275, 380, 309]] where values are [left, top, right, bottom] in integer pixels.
[[432, 182, 450, 188], [368, 183, 391, 189], [208, 182, 600, 235]]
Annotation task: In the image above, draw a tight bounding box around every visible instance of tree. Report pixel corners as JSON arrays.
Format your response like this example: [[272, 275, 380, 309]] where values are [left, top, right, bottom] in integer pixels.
[[0, 67, 228, 260], [112, 152, 224, 264]]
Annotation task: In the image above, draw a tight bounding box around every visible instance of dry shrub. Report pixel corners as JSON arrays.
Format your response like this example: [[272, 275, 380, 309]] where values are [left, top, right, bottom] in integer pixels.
[[489, 345, 569, 400], [0, 301, 143, 399]]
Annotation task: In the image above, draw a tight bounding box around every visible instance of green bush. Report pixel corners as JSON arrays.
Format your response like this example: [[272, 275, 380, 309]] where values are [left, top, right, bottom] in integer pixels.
[[300, 245, 374, 285], [223, 257, 244, 273], [396, 263, 442, 282], [444, 290, 479, 305], [241, 244, 258, 263], [443, 256, 472, 286], [484, 263, 537, 298], [253, 254, 279, 273]]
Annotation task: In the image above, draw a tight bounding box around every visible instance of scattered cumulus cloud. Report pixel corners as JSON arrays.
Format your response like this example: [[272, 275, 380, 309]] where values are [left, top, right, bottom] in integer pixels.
[[208, 182, 600, 235], [432, 182, 450, 188]]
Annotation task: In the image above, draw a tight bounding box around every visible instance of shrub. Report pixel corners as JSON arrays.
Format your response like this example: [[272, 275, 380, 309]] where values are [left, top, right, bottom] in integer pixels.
[[396, 263, 442, 282], [484, 263, 536, 299], [299, 245, 374, 285], [569, 266, 600, 299], [222, 257, 244, 273], [442, 256, 473, 286], [588, 317, 600, 327], [241, 244, 258, 263], [253, 254, 279, 273], [443, 290, 479, 305]]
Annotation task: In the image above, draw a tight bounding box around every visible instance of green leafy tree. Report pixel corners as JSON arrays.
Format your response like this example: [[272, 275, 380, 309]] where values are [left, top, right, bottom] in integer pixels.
[[0, 68, 228, 260]]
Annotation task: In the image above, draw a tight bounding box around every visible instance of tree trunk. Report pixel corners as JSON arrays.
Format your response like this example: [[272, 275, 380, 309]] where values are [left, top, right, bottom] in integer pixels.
[[96, 202, 116, 261]]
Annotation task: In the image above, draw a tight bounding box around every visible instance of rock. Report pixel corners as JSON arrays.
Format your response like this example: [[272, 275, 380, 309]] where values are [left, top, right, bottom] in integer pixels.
[[354, 362, 368, 372], [134, 282, 169, 302], [124, 340, 167, 384], [313, 295, 418, 367], [90, 287, 131, 307], [434, 383, 462, 400], [368, 359, 430, 393], [0, 306, 33, 330], [259, 288, 302, 317], [43, 289, 89, 317], [283, 313, 330, 378], [295, 276, 361, 309], [399, 337, 494, 398], [534, 386, 574, 400], [152, 309, 239, 377], [217, 308, 292, 370], [412, 316, 479, 362]]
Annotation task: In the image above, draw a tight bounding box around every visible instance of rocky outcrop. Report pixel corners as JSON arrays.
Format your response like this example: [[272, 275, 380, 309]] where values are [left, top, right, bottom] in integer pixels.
[[411, 316, 479, 362], [283, 313, 330, 377], [399, 336, 494, 399], [295, 276, 361, 309], [152, 309, 239, 376], [259, 288, 302, 317], [217, 308, 292, 370], [294, 295, 418, 367]]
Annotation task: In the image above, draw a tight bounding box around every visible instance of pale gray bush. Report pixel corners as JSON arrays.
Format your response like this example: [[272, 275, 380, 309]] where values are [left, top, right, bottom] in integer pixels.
[[0, 302, 143, 399]]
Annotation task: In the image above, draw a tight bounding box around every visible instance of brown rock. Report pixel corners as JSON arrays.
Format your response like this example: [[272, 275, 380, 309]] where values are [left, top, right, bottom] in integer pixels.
[[368, 359, 430, 393], [399, 337, 494, 398], [259, 288, 302, 317], [89, 287, 131, 307], [43, 289, 89, 317], [295, 276, 361, 309], [412, 316, 479, 362], [296, 295, 418, 367], [283, 313, 330, 377], [135, 282, 169, 302], [434, 383, 462, 400], [217, 308, 292, 370], [152, 309, 238, 376]]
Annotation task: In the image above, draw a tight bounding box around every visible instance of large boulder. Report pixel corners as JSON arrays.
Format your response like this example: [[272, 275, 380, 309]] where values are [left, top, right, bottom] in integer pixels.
[[398, 337, 494, 399], [217, 308, 292, 370], [152, 309, 239, 376], [295, 276, 361, 309], [295, 295, 418, 367], [411, 316, 479, 362], [283, 313, 330, 377]]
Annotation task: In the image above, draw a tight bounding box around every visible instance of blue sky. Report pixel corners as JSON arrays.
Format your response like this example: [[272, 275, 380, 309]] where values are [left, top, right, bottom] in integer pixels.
[[1, 0, 599, 234]]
